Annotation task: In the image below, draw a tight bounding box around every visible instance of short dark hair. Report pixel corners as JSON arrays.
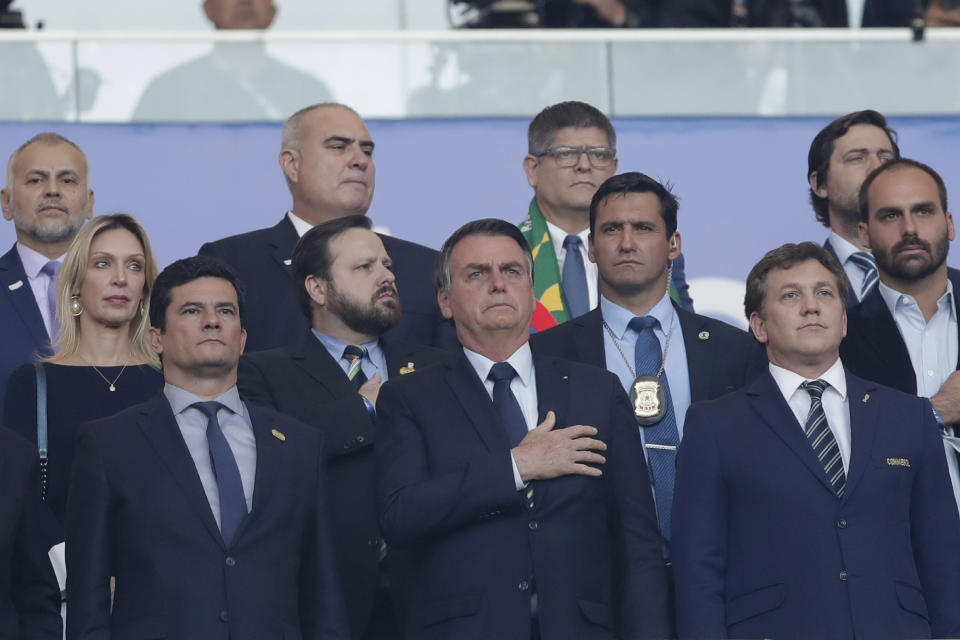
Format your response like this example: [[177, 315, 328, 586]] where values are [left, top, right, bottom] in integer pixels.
[[291, 214, 372, 317], [858, 157, 949, 223], [435, 218, 534, 292], [744, 242, 849, 319], [150, 255, 246, 331], [808, 110, 899, 227], [527, 101, 616, 154], [589, 172, 679, 237]]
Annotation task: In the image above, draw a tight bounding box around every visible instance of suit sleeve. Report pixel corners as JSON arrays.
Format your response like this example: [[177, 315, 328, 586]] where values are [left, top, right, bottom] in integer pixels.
[[12, 454, 63, 640], [65, 425, 114, 640], [299, 428, 351, 640], [605, 384, 672, 640], [672, 402, 729, 640], [375, 380, 520, 547], [910, 398, 960, 637]]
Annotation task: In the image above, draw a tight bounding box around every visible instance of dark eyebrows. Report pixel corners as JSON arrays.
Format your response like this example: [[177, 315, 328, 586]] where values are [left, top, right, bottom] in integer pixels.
[[463, 262, 491, 274], [499, 260, 525, 272], [911, 200, 938, 212], [177, 300, 237, 311], [324, 135, 375, 151]]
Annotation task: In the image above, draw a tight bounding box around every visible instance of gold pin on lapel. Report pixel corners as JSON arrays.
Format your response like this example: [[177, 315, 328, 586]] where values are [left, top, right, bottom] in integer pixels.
[[698, 331, 710, 341], [283, 259, 292, 266], [563, 375, 569, 380], [7, 280, 23, 291], [862, 393, 870, 403], [399, 362, 416, 375], [271, 429, 286, 441]]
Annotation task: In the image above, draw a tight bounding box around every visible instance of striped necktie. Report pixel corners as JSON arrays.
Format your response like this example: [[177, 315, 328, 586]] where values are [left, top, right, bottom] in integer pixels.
[[801, 379, 846, 497], [848, 251, 878, 300], [343, 344, 368, 391]]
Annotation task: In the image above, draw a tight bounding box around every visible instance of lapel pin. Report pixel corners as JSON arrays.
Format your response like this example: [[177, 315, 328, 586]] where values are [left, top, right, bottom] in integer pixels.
[[283, 259, 292, 266], [399, 362, 416, 375], [563, 375, 569, 380], [698, 330, 710, 341], [862, 393, 870, 403], [7, 280, 23, 291], [271, 428, 286, 441]]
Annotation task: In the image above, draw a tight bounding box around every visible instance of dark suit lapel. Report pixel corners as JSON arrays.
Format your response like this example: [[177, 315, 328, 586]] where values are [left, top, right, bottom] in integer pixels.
[[265, 216, 299, 278], [573, 309, 606, 368], [532, 354, 572, 509], [382, 337, 422, 378], [854, 289, 915, 393], [0, 245, 49, 345], [137, 394, 224, 547], [241, 403, 284, 540], [677, 306, 715, 403], [842, 373, 879, 501], [445, 354, 510, 453], [746, 373, 837, 496], [290, 333, 353, 396]]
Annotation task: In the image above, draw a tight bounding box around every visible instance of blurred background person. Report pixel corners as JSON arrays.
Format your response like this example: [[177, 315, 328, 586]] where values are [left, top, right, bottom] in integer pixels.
[[3, 214, 162, 587]]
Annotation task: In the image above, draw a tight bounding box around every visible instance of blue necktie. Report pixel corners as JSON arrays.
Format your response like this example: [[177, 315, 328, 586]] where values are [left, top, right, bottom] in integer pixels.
[[561, 235, 589, 319], [488, 362, 528, 448], [41, 260, 60, 342], [629, 316, 680, 550], [193, 401, 248, 545], [801, 380, 846, 497], [848, 251, 878, 300]]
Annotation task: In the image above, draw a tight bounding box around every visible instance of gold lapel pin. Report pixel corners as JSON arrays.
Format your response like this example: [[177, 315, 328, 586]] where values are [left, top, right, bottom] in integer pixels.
[[271, 429, 286, 441], [7, 280, 23, 291], [399, 362, 416, 375], [698, 331, 710, 341], [862, 393, 870, 403]]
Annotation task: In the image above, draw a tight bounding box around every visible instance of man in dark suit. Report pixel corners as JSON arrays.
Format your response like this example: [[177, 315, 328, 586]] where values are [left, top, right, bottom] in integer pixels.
[[199, 102, 450, 352], [238, 215, 449, 639], [0, 426, 61, 639], [532, 172, 766, 557], [0, 132, 93, 417], [66, 256, 348, 640], [808, 111, 900, 308], [841, 158, 960, 511], [376, 218, 670, 640], [661, 0, 905, 26], [674, 241, 960, 640]]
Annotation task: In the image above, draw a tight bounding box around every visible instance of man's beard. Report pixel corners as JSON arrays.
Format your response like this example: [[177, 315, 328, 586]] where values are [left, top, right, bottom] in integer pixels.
[[327, 282, 402, 337], [873, 233, 950, 282]]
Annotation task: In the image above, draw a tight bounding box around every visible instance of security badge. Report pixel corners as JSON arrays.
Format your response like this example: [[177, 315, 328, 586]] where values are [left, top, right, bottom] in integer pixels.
[[630, 376, 668, 426]]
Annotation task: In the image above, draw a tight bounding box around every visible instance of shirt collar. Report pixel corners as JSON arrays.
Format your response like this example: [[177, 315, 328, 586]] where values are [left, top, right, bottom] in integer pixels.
[[163, 382, 244, 416], [287, 210, 314, 238], [827, 231, 862, 266], [463, 341, 534, 387], [599, 291, 676, 340], [543, 217, 589, 253], [768, 357, 847, 402], [877, 278, 956, 322], [312, 329, 382, 368], [16, 243, 65, 279]]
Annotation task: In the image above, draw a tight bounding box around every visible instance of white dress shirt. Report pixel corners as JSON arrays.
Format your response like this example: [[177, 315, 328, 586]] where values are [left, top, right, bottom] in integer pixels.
[[545, 218, 598, 311], [287, 210, 313, 237], [165, 384, 257, 528], [16, 242, 63, 339], [827, 232, 870, 302], [878, 279, 960, 514], [769, 358, 852, 474], [463, 342, 537, 490]]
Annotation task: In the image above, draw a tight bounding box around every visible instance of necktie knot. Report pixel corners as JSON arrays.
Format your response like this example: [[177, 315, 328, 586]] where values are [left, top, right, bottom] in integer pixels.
[[343, 344, 366, 362], [801, 379, 828, 401], [41, 260, 60, 278], [563, 234, 583, 252], [192, 401, 226, 423], [488, 362, 518, 384], [849, 251, 876, 272], [629, 315, 660, 334]]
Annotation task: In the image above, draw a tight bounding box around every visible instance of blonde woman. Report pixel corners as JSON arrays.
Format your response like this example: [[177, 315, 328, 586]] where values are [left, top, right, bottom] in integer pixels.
[[4, 214, 163, 550]]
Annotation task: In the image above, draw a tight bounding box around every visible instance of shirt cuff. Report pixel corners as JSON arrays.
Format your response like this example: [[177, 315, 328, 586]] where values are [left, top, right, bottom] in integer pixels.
[[510, 451, 525, 491]]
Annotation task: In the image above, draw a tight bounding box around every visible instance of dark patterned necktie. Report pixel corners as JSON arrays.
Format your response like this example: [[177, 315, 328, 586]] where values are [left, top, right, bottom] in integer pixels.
[[192, 401, 248, 545], [801, 379, 846, 497], [343, 344, 368, 391], [849, 251, 878, 300]]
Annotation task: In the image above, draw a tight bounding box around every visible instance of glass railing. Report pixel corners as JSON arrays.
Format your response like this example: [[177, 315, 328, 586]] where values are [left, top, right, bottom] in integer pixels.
[[1, 28, 958, 122]]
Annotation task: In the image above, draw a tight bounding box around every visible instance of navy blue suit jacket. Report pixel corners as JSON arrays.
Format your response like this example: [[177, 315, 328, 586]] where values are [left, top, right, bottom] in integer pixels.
[[198, 216, 454, 352], [529, 306, 767, 404], [237, 333, 450, 638], [65, 393, 349, 640], [0, 427, 61, 639], [0, 245, 50, 418], [376, 350, 670, 640], [841, 268, 960, 394], [673, 370, 960, 640]]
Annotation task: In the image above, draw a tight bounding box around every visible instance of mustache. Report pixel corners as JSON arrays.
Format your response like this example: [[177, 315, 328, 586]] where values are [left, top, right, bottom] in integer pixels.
[[892, 235, 930, 254], [373, 284, 398, 299], [35, 199, 67, 213]]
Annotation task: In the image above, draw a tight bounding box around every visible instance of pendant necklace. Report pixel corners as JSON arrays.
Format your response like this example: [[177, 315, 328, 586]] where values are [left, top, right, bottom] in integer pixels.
[[603, 320, 673, 426], [89, 359, 129, 392]]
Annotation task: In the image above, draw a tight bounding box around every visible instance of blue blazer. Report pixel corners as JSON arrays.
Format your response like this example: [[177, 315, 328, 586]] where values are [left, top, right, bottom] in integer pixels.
[[237, 333, 450, 638], [529, 305, 767, 403], [673, 370, 960, 640], [0, 245, 50, 418], [65, 393, 349, 640], [198, 216, 455, 352], [376, 350, 671, 640], [0, 427, 61, 639]]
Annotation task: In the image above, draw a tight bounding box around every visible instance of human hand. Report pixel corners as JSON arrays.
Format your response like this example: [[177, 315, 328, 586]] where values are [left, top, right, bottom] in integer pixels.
[[359, 373, 383, 408], [512, 410, 607, 481]]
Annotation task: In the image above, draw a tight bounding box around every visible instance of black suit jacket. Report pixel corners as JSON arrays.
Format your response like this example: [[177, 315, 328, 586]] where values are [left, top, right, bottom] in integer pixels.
[[237, 333, 450, 638], [0, 427, 61, 639], [199, 216, 454, 352], [376, 350, 671, 640], [66, 394, 349, 640], [530, 306, 767, 404], [841, 268, 960, 394], [661, 0, 846, 25], [0, 245, 51, 418]]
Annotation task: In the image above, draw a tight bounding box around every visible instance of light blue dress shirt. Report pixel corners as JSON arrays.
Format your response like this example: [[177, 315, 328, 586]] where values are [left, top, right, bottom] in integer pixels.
[[878, 280, 960, 516], [164, 383, 257, 530], [599, 292, 691, 457], [313, 329, 388, 383]]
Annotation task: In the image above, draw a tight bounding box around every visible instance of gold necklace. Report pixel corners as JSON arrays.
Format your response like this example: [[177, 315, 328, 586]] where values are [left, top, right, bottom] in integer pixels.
[[89, 360, 129, 392]]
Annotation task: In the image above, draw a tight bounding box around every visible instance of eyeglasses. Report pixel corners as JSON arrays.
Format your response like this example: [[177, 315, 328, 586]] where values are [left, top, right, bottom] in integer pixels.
[[534, 146, 617, 169]]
